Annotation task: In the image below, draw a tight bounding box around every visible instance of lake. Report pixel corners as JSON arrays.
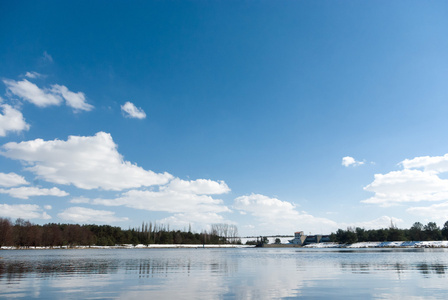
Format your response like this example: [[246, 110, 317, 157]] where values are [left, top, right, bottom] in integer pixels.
[[1, 247, 448, 299]]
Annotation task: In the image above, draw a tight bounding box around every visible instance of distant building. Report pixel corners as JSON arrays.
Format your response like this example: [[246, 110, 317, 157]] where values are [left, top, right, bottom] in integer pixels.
[[288, 231, 330, 246]]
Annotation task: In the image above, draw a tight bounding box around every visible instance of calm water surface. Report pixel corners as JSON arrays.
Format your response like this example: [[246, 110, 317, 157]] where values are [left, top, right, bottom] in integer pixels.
[[1, 248, 448, 299]]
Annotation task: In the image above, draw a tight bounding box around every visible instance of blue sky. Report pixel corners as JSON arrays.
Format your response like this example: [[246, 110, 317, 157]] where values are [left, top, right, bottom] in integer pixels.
[[1, 1, 448, 236]]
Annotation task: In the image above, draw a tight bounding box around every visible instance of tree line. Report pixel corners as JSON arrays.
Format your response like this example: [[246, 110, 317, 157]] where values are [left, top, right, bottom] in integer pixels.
[[0, 218, 241, 248], [331, 221, 448, 244]]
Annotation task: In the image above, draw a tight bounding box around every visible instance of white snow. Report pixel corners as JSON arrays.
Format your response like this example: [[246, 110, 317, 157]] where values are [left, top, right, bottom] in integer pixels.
[[304, 241, 448, 248]]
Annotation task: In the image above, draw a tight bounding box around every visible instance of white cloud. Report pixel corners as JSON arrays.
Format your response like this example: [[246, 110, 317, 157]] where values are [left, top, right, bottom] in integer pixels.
[[233, 194, 338, 234], [362, 153, 448, 207], [0, 204, 51, 220], [121, 101, 146, 119], [362, 169, 448, 206], [71, 177, 230, 227], [0, 103, 30, 136], [1, 132, 173, 190], [407, 202, 448, 221], [51, 84, 93, 112], [0, 172, 29, 187], [3, 79, 62, 107], [234, 194, 298, 219], [58, 207, 128, 223], [24, 71, 43, 79], [401, 154, 448, 174], [342, 156, 364, 167], [91, 188, 230, 214], [3, 79, 94, 111], [0, 186, 69, 199], [44, 205, 52, 210], [164, 178, 230, 195]]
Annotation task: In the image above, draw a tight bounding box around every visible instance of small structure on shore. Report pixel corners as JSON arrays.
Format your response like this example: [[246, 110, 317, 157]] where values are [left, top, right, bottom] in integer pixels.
[[289, 231, 331, 246]]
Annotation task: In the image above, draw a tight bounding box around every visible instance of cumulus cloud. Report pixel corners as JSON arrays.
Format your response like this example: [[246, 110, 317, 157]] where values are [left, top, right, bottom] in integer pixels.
[[362, 153, 448, 207], [0, 132, 173, 190], [58, 207, 128, 223], [342, 156, 364, 167], [0, 103, 30, 136], [121, 101, 146, 119], [0, 204, 51, 220], [3, 79, 93, 111], [0, 186, 69, 199], [233, 194, 338, 234], [0, 172, 29, 187], [362, 169, 448, 206], [51, 84, 93, 112]]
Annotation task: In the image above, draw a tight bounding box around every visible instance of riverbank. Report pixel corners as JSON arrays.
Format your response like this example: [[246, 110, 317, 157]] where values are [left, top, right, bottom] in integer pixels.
[[4, 241, 448, 250], [0, 244, 254, 250], [304, 241, 448, 248]]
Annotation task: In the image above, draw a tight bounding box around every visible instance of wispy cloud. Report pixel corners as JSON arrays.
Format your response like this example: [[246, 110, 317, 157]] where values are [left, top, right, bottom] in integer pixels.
[[407, 202, 448, 221], [3, 78, 94, 111], [3, 79, 62, 107], [0, 186, 69, 199], [121, 101, 146, 119], [91, 187, 230, 214], [42, 51, 53, 63], [51, 84, 93, 112], [158, 212, 230, 231], [58, 207, 128, 223], [24, 71, 44, 79]]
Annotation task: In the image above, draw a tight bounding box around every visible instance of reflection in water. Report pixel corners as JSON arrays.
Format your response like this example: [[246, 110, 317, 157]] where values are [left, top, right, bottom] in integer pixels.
[[1, 248, 448, 299], [0, 256, 238, 280], [0, 258, 118, 282], [416, 263, 446, 276], [340, 261, 447, 276]]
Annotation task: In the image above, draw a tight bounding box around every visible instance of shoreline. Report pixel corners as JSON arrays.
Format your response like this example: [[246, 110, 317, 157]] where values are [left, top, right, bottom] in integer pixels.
[[303, 241, 448, 248], [3, 241, 448, 250], [0, 244, 254, 250]]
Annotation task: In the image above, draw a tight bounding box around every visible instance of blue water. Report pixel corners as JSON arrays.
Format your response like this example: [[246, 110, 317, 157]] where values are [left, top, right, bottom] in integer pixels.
[[1, 248, 448, 299]]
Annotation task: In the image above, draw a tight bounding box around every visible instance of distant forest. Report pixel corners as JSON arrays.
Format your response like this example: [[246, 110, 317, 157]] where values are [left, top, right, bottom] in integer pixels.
[[0, 218, 241, 248], [331, 221, 448, 244]]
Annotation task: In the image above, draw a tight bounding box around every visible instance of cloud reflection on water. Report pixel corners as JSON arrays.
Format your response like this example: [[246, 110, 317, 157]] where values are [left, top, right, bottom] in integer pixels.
[[1, 248, 448, 299]]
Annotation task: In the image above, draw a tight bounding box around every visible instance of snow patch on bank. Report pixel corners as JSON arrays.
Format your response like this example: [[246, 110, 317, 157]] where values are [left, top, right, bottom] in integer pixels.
[[304, 241, 448, 248]]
